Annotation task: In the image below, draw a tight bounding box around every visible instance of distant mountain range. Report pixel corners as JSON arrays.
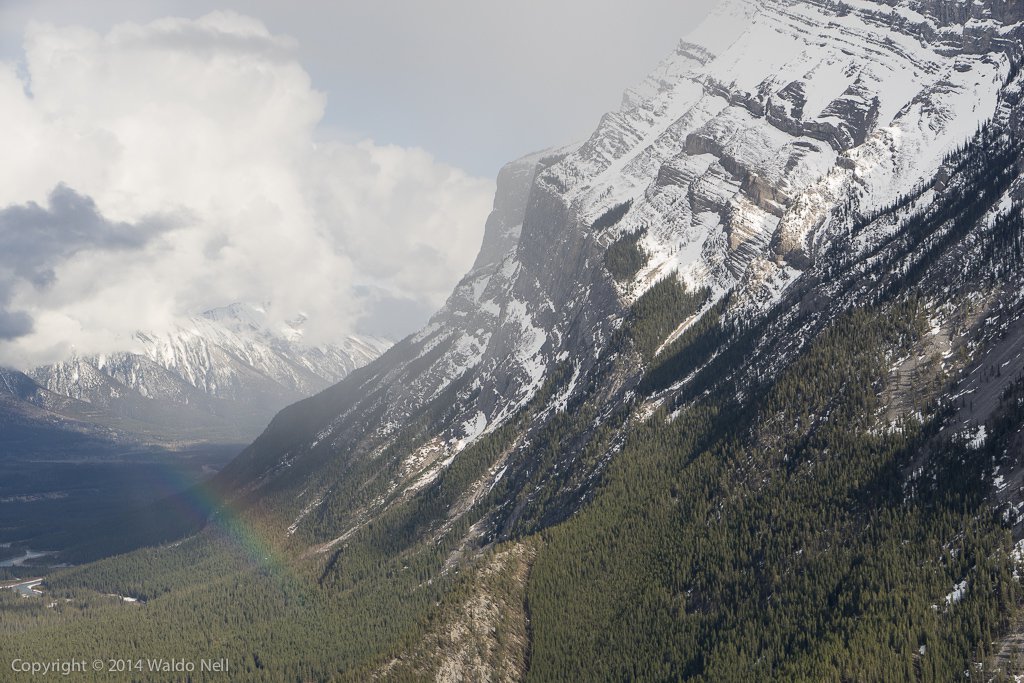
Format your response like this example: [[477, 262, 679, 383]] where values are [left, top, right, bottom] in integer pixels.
[[1, 303, 389, 449]]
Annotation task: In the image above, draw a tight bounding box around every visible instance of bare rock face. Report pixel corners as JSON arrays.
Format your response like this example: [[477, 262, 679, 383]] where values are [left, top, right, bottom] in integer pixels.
[[917, 0, 1024, 26], [811, 80, 882, 151]]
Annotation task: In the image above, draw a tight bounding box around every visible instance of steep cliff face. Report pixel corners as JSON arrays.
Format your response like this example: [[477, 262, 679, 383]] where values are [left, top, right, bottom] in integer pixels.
[[219, 0, 1022, 544]]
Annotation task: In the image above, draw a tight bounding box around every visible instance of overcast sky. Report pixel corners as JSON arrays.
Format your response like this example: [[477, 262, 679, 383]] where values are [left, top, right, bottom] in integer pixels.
[[0, 0, 714, 366]]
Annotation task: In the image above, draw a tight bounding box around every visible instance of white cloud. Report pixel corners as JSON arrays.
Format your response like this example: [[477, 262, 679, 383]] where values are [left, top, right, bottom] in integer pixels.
[[0, 11, 494, 367], [0, 0, 716, 178]]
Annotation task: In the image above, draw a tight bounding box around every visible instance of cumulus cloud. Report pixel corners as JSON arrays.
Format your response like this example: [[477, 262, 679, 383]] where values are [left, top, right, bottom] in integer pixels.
[[0, 12, 494, 367]]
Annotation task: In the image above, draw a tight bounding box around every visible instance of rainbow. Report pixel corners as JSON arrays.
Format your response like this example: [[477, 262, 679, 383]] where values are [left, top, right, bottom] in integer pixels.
[[138, 456, 294, 576]]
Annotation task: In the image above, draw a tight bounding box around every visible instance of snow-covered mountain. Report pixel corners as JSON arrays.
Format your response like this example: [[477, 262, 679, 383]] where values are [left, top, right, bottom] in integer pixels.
[[156, 3, 1024, 673], [24, 304, 390, 444], [215, 0, 1023, 527], [566, 0, 1018, 308]]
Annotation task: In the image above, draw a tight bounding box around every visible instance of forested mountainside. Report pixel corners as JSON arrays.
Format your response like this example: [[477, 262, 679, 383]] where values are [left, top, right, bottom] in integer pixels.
[[3, 0, 1024, 680], [2, 303, 388, 447]]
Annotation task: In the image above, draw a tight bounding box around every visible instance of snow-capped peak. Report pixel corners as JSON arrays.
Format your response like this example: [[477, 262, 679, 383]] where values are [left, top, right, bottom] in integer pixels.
[[27, 304, 392, 443]]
